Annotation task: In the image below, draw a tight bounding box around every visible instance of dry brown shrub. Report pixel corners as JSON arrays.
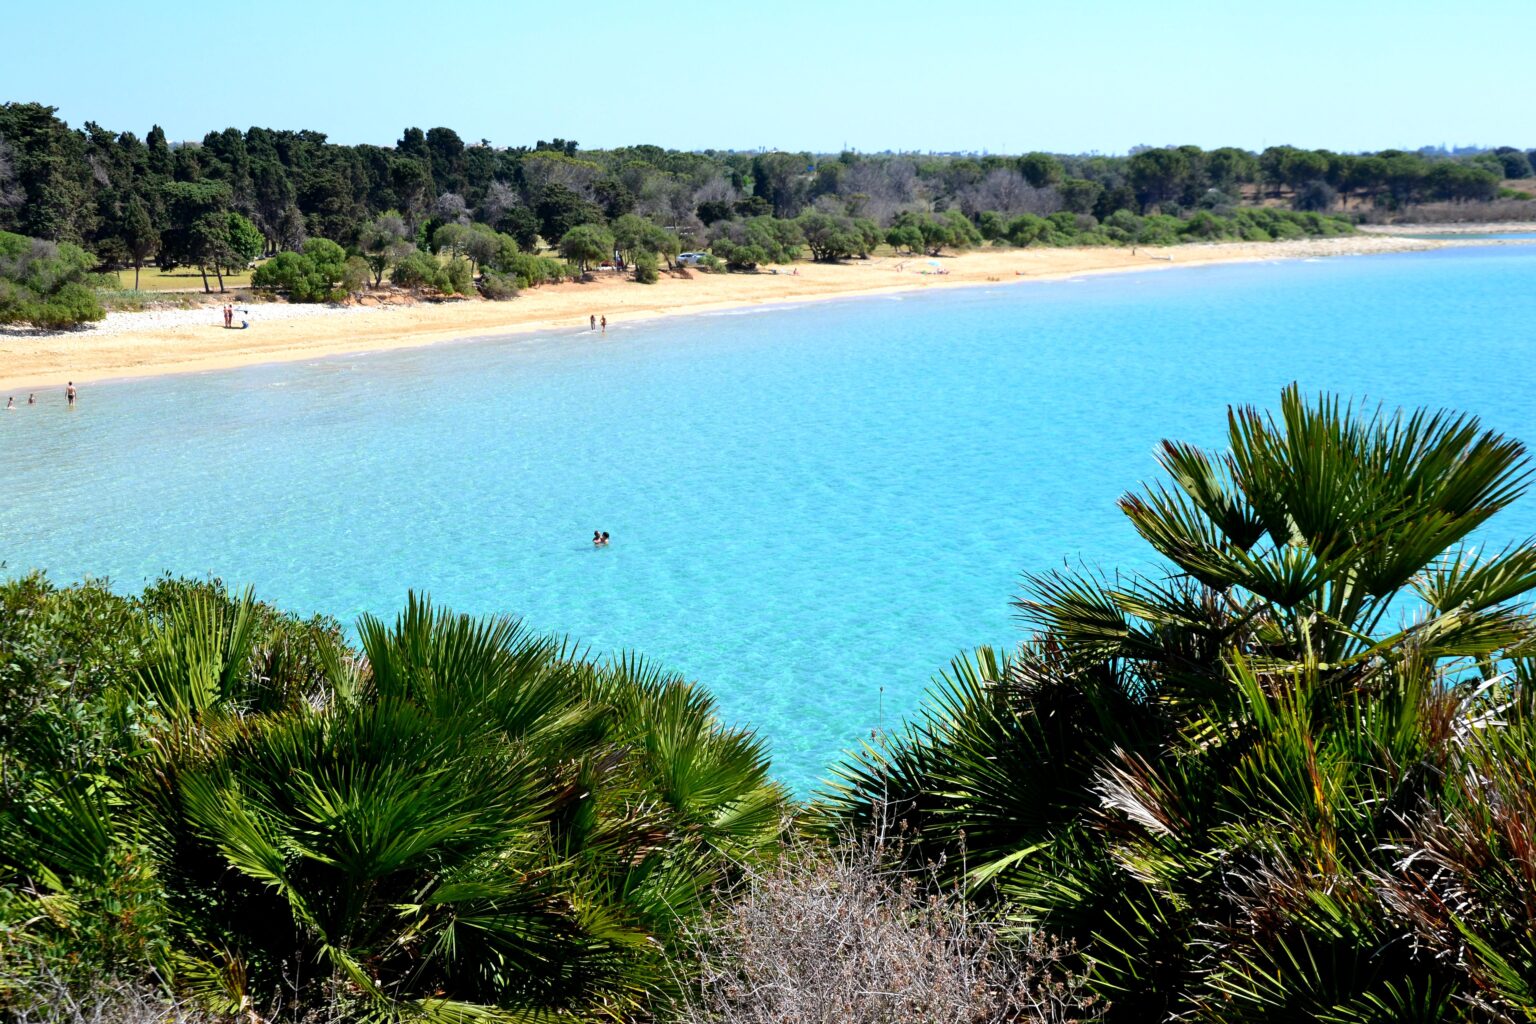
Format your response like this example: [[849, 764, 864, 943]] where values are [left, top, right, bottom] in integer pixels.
[[673, 831, 1096, 1024]]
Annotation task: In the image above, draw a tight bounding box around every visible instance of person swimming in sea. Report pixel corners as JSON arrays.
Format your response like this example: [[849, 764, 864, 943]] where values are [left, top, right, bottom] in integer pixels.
[[5, 397, 13, 410], [27, 393, 35, 405], [601, 531, 610, 545], [593, 530, 603, 546]]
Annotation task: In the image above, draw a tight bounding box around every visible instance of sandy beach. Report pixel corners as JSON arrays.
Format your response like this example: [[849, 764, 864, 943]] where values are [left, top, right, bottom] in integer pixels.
[[0, 234, 1495, 392]]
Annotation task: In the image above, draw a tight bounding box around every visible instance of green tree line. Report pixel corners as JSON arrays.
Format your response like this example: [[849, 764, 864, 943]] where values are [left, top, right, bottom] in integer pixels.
[[2, 102, 1528, 274], [2, 101, 1530, 325]]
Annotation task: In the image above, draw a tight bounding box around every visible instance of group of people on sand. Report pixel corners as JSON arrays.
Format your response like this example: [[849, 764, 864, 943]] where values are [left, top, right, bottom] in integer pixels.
[[592, 530, 611, 546], [589, 314, 607, 332], [221, 304, 247, 329], [5, 382, 75, 411]]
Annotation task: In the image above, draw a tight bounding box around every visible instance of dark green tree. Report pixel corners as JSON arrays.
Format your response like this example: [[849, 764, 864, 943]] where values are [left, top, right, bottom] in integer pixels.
[[1017, 152, 1063, 188], [558, 223, 614, 273], [120, 194, 157, 290], [535, 183, 601, 248], [159, 180, 234, 292]]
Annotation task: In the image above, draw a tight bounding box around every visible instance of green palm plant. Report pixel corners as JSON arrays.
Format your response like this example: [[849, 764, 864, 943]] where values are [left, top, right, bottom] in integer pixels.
[[3, 579, 789, 1022], [823, 386, 1536, 1021], [136, 593, 788, 1022]]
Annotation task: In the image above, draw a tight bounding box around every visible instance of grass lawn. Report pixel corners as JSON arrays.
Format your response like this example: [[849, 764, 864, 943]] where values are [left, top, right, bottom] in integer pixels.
[[108, 264, 255, 292]]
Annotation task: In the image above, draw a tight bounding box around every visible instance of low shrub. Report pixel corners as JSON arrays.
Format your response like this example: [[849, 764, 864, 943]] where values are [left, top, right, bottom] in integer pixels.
[[250, 239, 349, 302], [0, 232, 105, 329], [477, 269, 518, 300], [390, 251, 474, 297], [633, 251, 659, 284], [674, 832, 1093, 1024]]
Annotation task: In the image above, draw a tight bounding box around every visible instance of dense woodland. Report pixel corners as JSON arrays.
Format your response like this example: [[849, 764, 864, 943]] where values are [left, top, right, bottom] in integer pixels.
[[7, 388, 1536, 1024], [1, 101, 1532, 324]]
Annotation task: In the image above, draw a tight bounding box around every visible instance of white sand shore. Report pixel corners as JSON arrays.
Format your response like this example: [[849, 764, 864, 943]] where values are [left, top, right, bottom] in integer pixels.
[[0, 234, 1503, 393]]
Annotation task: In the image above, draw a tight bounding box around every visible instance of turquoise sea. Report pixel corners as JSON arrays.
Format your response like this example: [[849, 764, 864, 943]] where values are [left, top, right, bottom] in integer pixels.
[[5, 245, 1536, 791]]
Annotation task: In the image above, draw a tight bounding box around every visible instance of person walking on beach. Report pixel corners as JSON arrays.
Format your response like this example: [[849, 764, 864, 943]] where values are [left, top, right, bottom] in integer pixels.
[[590, 314, 596, 330], [66, 382, 76, 406], [600, 315, 607, 333]]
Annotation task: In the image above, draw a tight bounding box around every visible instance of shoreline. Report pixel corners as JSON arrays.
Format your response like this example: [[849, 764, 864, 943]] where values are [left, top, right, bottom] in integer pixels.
[[1357, 221, 1536, 235], [0, 234, 1511, 392]]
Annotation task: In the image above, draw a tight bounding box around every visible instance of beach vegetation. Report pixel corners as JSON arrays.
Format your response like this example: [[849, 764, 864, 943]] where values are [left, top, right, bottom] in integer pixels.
[[901, 209, 984, 255], [558, 222, 615, 274], [536, 182, 604, 248], [119, 195, 158, 291], [1018, 151, 1065, 188], [675, 832, 1095, 1024], [391, 248, 466, 296], [249, 237, 349, 302], [157, 182, 239, 293], [0, 579, 790, 1022], [885, 222, 925, 254], [708, 216, 803, 270], [490, 248, 572, 288], [476, 268, 518, 299], [340, 254, 370, 297], [0, 229, 106, 328], [358, 210, 414, 287], [796, 210, 880, 262], [633, 249, 660, 283], [823, 386, 1536, 1022], [221, 213, 264, 274], [612, 213, 681, 270], [1493, 146, 1533, 179]]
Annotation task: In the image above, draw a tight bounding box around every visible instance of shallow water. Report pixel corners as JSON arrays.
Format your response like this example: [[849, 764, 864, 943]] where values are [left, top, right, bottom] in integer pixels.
[[5, 245, 1536, 792]]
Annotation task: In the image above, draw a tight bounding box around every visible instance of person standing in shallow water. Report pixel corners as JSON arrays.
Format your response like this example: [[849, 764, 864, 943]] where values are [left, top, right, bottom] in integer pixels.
[[590, 314, 596, 330], [600, 315, 607, 333], [66, 382, 76, 406]]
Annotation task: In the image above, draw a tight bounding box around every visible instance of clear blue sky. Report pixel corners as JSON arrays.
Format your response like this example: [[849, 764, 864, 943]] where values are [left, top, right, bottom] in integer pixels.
[[5, 0, 1532, 154]]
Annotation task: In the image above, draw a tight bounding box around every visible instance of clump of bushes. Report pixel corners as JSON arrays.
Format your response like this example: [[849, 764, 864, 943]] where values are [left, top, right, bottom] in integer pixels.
[[634, 250, 660, 283], [0, 577, 789, 1023], [249, 238, 351, 302], [390, 249, 474, 296], [708, 216, 803, 270], [825, 386, 1536, 1021], [886, 210, 983, 255], [0, 231, 106, 328], [476, 268, 519, 300], [975, 207, 1353, 249], [492, 249, 571, 288]]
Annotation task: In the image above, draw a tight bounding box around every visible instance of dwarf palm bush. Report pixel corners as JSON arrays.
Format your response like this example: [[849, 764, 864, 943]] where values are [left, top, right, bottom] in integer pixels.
[[825, 386, 1536, 1022], [1, 583, 788, 1022]]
